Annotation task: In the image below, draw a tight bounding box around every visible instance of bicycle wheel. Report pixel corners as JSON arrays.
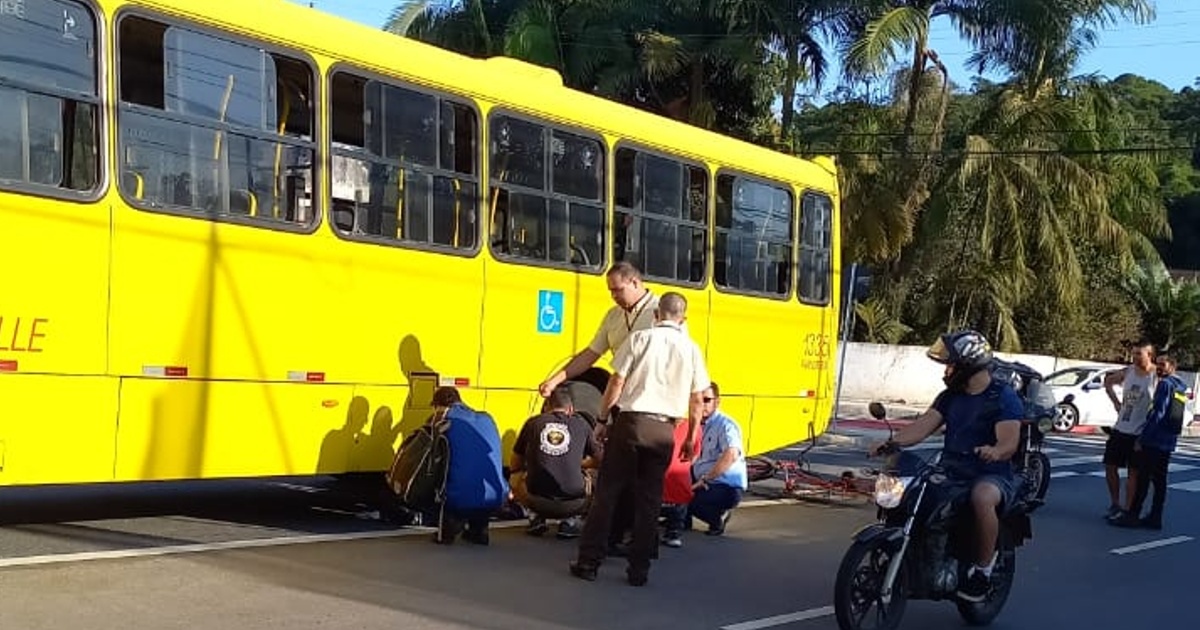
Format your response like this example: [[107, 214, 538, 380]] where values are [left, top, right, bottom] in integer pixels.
[[745, 456, 779, 482]]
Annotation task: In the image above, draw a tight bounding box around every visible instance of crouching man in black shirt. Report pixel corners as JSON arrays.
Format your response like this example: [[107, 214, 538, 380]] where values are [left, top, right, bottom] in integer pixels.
[[511, 386, 600, 538]]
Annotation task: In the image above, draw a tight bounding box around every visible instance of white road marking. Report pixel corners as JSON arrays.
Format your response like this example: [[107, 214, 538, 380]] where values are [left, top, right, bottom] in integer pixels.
[[1110, 536, 1193, 555], [0, 530, 427, 569], [720, 606, 835, 630], [1052, 456, 1102, 467], [1168, 479, 1200, 492], [1168, 463, 1197, 473], [1049, 471, 1080, 479]]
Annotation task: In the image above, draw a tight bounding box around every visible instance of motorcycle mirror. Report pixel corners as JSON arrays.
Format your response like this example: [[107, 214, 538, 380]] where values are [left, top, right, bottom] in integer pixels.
[[868, 401, 887, 420]]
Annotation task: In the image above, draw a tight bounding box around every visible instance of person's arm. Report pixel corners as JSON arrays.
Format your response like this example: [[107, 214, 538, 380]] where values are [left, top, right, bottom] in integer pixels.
[[1104, 369, 1126, 413], [977, 420, 1021, 462], [682, 345, 710, 462], [599, 337, 635, 419], [877, 407, 944, 451], [694, 423, 741, 488], [540, 348, 602, 396]]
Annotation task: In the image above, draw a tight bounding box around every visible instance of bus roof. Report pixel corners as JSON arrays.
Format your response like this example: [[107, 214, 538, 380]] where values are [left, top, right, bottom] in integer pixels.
[[133, 0, 837, 192]]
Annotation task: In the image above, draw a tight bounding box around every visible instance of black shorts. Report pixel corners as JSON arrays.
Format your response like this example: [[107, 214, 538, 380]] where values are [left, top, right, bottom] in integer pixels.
[[1103, 430, 1138, 467]]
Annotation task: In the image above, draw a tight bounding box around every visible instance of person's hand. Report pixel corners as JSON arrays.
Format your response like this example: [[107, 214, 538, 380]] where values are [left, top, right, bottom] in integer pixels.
[[975, 445, 1003, 462], [1134, 440, 1143, 452], [680, 441, 695, 462], [538, 379, 556, 397], [692, 478, 709, 490], [869, 440, 896, 458], [1111, 399, 1121, 414]]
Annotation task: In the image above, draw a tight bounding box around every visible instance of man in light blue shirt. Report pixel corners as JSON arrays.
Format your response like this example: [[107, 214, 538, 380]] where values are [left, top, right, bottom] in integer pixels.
[[689, 381, 747, 535]]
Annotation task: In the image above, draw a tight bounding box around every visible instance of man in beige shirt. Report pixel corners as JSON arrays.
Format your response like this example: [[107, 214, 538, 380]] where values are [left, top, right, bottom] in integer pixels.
[[569, 292, 710, 587], [538, 261, 658, 397]]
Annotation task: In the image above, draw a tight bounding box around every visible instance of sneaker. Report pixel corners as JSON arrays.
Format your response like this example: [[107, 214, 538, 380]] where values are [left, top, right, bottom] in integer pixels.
[[526, 516, 549, 537], [569, 560, 598, 582], [1105, 505, 1123, 521], [1111, 513, 1141, 528], [957, 568, 991, 603], [556, 517, 582, 539], [662, 533, 682, 548], [462, 527, 490, 546]]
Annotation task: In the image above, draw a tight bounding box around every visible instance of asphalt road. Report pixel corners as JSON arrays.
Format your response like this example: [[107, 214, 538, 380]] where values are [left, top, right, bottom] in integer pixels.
[[0, 434, 1195, 630]]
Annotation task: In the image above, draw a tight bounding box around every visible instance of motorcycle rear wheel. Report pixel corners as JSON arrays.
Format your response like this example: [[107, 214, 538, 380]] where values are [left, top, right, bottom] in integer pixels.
[[833, 537, 908, 630], [956, 531, 1017, 626]]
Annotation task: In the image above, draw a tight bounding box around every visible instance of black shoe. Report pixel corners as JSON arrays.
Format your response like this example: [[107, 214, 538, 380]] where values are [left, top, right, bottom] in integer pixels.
[[957, 569, 991, 603], [569, 561, 598, 582], [526, 516, 548, 537], [1111, 513, 1141, 528], [1140, 517, 1163, 531], [556, 517, 582, 539], [626, 569, 648, 587], [706, 511, 732, 536], [462, 528, 490, 546]]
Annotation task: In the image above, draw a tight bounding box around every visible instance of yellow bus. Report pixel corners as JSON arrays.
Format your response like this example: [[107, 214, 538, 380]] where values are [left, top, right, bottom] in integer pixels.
[[0, 0, 841, 486]]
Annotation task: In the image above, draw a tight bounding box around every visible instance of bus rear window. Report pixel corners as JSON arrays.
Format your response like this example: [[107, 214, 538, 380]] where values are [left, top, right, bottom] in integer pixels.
[[0, 0, 97, 95]]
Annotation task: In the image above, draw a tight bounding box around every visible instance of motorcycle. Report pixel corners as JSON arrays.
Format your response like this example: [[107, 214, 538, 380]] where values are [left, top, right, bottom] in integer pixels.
[[832, 403, 1034, 630], [1013, 412, 1053, 509]]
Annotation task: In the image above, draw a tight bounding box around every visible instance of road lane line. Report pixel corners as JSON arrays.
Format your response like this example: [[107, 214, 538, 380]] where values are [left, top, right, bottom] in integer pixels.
[[720, 606, 835, 630], [0, 496, 812, 571], [1049, 471, 1080, 479], [1110, 536, 1194, 555], [1051, 456, 1101, 467]]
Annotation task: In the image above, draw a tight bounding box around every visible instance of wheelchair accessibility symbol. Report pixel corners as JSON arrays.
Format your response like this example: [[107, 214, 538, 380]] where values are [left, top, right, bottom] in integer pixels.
[[538, 290, 564, 334]]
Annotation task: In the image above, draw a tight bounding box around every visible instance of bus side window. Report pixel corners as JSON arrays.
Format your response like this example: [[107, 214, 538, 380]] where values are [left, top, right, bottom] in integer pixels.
[[489, 115, 605, 270], [330, 70, 479, 251], [0, 0, 100, 196], [116, 15, 316, 227], [616, 147, 707, 286], [715, 174, 793, 297], [799, 192, 833, 305]]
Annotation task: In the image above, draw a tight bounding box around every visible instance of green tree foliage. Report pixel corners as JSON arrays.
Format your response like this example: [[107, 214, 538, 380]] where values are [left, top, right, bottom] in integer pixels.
[[382, 0, 1200, 364]]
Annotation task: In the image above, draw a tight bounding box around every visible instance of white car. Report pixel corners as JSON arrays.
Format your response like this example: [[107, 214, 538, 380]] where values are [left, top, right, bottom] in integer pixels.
[[1045, 365, 1195, 432]]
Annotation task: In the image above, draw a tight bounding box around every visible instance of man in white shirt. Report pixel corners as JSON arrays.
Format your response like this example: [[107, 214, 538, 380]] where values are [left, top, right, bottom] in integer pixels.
[[569, 292, 710, 587], [538, 261, 657, 397]]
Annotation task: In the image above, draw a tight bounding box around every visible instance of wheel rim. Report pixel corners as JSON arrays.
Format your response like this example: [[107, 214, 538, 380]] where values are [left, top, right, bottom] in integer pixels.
[[845, 546, 903, 630], [1053, 405, 1077, 432]]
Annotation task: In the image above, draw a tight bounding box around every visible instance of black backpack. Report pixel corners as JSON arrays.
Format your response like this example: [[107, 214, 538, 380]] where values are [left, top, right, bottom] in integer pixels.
[[386, 414, 451, 510], [989, 358, 1057, 423]]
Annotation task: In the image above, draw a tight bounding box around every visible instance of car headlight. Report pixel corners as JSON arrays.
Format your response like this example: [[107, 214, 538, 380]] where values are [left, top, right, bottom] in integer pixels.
[[874, 474, 911, 509]]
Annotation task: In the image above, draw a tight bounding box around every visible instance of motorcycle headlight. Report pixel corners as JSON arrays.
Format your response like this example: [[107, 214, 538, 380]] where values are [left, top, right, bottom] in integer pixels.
[[1037, 415, 1055, 433], [874, 474, 911, 509]]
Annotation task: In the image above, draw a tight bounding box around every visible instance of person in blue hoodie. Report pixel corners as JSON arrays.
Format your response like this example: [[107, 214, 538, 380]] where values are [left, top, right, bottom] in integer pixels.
[[1113, 354, 1188, 530], [432, 386, 508, 545]]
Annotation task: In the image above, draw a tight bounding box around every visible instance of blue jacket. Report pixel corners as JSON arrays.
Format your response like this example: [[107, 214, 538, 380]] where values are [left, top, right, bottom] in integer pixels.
[[1140, 374, 1186, 453], [443, 403, 508, 511]]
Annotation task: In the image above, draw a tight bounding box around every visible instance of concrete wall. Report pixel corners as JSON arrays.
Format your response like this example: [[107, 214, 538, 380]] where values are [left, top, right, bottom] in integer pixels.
[[836, 342, 1198, 406]]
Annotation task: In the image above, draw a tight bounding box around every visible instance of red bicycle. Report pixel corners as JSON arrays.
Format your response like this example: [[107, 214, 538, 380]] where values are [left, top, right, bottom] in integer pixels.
[[745, 422, 879, 505]]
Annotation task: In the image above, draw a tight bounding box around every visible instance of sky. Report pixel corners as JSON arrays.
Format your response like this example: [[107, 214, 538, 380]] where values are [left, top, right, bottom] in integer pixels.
[[292, 0, 1200, 93]]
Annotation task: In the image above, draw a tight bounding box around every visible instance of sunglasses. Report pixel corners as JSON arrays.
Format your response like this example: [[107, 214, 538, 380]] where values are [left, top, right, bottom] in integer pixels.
[[702, 397, 715, 403]]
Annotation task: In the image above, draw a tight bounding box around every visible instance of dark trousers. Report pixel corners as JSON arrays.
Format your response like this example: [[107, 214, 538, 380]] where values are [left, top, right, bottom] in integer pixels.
[[578, 412, 675, 574], [1130, 447, 1171, 523], [662, 503, 688, 537], [689, 482, 743, 529], [437, 507, 490, 543]]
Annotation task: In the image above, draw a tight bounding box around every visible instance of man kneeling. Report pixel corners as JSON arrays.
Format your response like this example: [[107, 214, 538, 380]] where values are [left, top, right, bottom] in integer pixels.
[[511, 386, 600, 538]]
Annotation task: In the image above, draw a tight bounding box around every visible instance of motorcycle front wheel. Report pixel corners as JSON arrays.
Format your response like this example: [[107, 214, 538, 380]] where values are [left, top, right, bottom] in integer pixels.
[[1027, 452, 1051, 502], [833, 537, 908, 630], [956, 531, 1017, 626]]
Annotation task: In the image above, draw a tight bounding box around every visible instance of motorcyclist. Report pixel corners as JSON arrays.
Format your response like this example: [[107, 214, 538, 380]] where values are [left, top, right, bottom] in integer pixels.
[[870, 330, 1023, 603]]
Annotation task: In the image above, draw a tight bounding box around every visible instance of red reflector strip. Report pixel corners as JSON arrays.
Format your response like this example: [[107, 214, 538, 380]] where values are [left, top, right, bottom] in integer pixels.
[[438, 376, 471, 387], [288, 371, 326, 382], [799, 390, 815, 398], [454, 377, 470, 387], [143, 366, 188, 377], [0, 359, 17, 372]]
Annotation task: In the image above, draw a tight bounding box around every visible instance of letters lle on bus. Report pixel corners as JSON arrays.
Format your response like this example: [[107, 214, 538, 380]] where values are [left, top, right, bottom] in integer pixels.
[[0, 316, 49, 353]]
